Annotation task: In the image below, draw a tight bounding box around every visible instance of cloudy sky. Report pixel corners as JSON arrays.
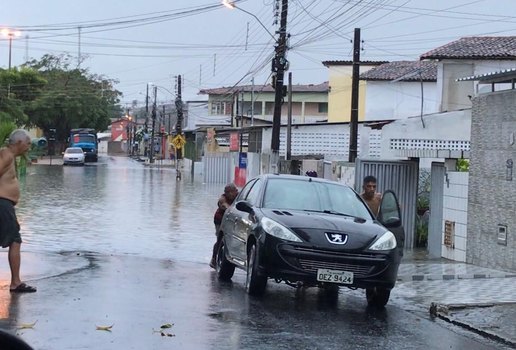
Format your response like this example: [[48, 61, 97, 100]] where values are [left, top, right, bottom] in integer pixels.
[[2, 0, 516, 106]]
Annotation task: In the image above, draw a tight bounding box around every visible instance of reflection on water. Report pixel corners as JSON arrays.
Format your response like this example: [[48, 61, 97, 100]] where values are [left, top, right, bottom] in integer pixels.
[[16, 157, 225, 262]]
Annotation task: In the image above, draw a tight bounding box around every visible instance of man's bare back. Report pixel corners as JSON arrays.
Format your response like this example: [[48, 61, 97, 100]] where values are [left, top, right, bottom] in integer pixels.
[[0, 148, 21, 204]]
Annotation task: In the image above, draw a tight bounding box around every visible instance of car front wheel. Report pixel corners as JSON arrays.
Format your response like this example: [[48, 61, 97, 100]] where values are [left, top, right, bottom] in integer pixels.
[[245, 243, 267, 296], [366, 287, 391, 308], [216, 242, 235, 281]]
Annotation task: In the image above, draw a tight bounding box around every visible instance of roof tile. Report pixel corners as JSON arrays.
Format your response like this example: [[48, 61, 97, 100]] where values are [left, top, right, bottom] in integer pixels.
[[359, 61, 437, 82], [420, 36, 516, 60]]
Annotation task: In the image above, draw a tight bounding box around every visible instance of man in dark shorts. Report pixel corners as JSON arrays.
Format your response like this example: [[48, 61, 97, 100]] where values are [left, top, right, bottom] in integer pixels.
[[210, 183, 238, 269], [0, 129, 37, 293]]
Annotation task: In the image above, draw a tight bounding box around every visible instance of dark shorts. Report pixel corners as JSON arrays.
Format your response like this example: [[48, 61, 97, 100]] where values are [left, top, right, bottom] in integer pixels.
[[0, 198, 21, 248]]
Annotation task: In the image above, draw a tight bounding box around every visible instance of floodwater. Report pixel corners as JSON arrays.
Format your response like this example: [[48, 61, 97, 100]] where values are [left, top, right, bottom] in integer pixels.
[[17, 156, 221, 262]]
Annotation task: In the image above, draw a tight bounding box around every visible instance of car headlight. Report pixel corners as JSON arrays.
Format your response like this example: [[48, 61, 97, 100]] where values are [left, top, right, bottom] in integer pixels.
[[261, 217, 302, 242], [369, 231, 397, 250]]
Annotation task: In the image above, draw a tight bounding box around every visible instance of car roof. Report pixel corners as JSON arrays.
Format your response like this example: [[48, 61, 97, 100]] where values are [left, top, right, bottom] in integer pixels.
[[258, 173, 353, 188]]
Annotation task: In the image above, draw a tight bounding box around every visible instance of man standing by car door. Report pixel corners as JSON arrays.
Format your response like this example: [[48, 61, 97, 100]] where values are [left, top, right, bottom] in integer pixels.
[[360, 175, 382, 217], [0, 129, 37, 293]]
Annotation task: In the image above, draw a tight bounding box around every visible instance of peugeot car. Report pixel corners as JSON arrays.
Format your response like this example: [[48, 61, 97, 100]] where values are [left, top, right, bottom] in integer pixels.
[[216, 174, 404, 308]]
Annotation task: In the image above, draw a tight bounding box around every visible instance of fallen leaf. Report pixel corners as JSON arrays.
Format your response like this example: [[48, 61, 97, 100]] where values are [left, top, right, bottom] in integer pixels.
[[17, 321, 37, 329], [96, 324, 114, 331], [160, 323, 174, 329]]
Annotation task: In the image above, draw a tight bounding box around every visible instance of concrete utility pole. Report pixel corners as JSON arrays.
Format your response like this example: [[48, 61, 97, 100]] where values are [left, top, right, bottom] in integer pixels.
[[349, 28, 361, 163], [271, 0, 289, 155], [149, 86, 157, 163], [175, 75, 184, 180], [175, 75, 183, 160], [286, 72, 292, 161]]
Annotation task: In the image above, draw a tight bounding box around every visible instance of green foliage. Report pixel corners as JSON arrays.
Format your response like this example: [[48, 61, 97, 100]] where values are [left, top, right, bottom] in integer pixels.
[[0, 67, 46, 126], [0, 121, 16, 146], [415, 168, 431, 248], [23, 54, 122, 141], [456, 158, 470, 172]]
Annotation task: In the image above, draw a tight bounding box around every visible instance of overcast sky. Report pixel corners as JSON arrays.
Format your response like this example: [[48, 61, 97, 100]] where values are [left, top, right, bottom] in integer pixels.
[[2, 0, 516, 107]]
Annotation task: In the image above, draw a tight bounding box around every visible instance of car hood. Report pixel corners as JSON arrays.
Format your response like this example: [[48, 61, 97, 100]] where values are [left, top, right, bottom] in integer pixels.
[[259, 208, 388, 250]]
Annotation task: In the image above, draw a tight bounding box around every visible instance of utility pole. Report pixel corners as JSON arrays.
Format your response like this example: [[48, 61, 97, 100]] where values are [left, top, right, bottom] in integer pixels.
[[78, 26, 82, 67], [271, 0, 289, 160], [286, 72, 292, 161], [349, 28, 361, 163], [175, 75, 183, 160], [251, 77, 255, 126], [149, 86, 157, 163], [175, 75, 184, 180]]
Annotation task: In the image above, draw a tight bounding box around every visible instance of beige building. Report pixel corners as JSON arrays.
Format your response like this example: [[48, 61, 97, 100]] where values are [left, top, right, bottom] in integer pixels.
[[199, 82, 329, 126], [322, 61, 386, 123]]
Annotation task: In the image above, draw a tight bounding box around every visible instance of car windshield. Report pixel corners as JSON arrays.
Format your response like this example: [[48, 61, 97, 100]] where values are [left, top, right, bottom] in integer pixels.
[[66, 148, 83, 154], [263, 178, 373, 220]]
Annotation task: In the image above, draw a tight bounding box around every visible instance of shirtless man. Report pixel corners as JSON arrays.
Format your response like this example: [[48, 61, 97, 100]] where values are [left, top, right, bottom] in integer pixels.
[[360, 175, 382, 217], [0, 129, 36, 293], [210, 183, 238, 269]]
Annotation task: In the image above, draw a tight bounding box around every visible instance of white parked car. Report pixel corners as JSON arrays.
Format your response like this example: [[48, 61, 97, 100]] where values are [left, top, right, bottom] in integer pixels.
[[63, 147, 85, 166]]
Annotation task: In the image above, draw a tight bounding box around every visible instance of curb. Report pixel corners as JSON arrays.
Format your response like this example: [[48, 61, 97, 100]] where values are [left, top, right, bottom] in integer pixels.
[[397, 273, 516, 282], [429, 302, 516, 348]]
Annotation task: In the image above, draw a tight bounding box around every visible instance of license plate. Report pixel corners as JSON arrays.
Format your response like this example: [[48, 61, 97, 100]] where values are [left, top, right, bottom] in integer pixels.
[[317, 269, 354, 284]]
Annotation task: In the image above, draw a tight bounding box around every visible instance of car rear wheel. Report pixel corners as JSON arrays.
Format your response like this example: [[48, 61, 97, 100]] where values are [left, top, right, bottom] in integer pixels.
[[366, 287, 391, 308], [245, 243, 267, 296], [216, 242, 235, 281]]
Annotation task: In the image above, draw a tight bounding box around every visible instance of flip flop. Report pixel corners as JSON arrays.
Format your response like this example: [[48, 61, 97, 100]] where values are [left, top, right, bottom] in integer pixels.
[[10, 283, 37, 293]]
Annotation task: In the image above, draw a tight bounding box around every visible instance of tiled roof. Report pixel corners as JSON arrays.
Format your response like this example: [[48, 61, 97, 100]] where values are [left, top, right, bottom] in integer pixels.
[[322, 60, 388, 67], [420, 36, 516, 60], [199, 82, 329, 95], [359, 61, 437, 82]]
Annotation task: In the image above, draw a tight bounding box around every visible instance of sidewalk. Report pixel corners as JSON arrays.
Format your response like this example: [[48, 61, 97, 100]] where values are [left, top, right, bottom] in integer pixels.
[[395, 249, 516, 347]]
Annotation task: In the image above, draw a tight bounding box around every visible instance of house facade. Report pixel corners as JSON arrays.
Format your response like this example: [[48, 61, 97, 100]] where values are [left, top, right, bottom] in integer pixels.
[[359, 61, 438, 120], [199, 82, 329, 126], [322, 60, 386, 123], [420, 36, 516, 112]]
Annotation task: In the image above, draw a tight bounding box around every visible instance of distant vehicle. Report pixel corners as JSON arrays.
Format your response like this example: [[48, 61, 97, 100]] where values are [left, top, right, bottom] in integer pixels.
[[216, 174, 405, 308], [63, 147, 85, 166], [69, 128, 98, 162]]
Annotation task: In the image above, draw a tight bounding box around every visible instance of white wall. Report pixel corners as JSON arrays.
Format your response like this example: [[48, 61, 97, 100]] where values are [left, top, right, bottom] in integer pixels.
[[380, 109, 472, 159], [441, 171, 469, 262], [364, 81, 438, 120]]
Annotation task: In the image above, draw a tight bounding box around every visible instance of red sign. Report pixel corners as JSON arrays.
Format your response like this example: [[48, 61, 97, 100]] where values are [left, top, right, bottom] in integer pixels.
[[229, 132, 239, 151]]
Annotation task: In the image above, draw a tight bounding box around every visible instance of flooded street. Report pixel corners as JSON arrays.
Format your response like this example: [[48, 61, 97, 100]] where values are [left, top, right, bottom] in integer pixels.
[[18, 156, 219, 262], [0, 156, 507, 350]]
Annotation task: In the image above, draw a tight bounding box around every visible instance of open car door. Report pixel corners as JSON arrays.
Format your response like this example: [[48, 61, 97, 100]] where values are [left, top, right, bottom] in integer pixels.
[[377, 190, 405, 257]]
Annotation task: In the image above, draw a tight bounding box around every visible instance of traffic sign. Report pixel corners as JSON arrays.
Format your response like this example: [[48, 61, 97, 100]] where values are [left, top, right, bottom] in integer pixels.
[[171, 135, 186, 149]]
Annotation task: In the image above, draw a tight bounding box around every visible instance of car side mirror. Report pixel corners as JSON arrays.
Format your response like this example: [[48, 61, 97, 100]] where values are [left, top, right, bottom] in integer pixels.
[[377, 190, 402, 228], [236, 200, 254, 214]]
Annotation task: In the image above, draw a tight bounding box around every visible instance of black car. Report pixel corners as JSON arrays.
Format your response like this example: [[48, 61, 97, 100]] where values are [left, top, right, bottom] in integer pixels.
[[216, 174, 404, 307]]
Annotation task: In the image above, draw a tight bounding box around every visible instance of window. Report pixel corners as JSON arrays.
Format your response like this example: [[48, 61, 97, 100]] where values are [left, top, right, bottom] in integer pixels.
[[318, 103, 328, 113], [263, 178, 372, 219], [245, 179, 263, 206]]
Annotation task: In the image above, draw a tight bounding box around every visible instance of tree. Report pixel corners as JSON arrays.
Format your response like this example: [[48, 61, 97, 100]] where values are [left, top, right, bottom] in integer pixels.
[[24, 54, 122, 142], [0, 68, 47, 125]]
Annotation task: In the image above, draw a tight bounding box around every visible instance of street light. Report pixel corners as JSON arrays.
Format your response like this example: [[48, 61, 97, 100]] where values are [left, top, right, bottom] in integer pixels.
[[222, 1, 276, 41], [1, 28, 21, 70]]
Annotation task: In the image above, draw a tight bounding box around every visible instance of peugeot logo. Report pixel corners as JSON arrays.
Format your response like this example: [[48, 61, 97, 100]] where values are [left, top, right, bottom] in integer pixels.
[[325, 232, 348, 245]]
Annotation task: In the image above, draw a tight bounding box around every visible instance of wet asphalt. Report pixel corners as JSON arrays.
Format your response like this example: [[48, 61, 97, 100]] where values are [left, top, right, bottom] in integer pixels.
[[0, 156, 511, 350]]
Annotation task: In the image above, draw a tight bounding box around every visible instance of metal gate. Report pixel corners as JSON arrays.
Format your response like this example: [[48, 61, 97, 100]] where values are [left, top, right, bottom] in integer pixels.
[[428, 162, 445, 258], [355, 159, 419, 249], [202, 153, 232, 184]]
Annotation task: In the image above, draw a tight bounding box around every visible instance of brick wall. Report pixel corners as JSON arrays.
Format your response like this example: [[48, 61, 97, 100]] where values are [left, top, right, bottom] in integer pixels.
[[467, 90, 516, 271]]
